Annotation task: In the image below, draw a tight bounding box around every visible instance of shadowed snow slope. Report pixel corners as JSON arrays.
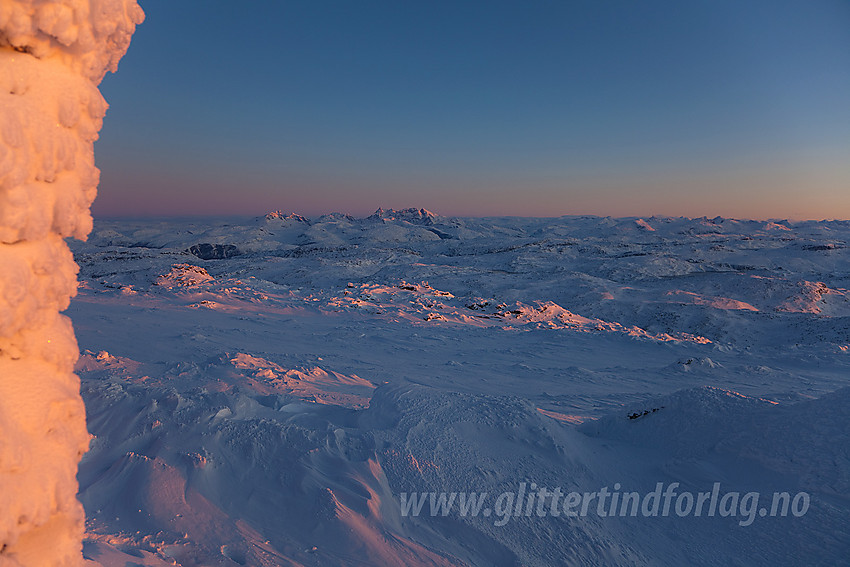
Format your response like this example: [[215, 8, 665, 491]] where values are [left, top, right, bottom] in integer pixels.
[[68, 213, 850, 565]]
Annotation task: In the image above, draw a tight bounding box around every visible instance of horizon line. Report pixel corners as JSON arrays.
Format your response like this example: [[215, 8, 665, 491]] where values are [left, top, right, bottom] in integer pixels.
[[90, 208, 850, 224]]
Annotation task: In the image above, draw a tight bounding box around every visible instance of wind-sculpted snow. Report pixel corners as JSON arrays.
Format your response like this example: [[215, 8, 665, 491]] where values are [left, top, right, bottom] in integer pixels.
[[67, 212, 850, 565]]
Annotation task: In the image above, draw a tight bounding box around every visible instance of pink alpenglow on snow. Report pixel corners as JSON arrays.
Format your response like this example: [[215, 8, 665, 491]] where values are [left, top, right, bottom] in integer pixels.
[[0, 1, 143, 565]]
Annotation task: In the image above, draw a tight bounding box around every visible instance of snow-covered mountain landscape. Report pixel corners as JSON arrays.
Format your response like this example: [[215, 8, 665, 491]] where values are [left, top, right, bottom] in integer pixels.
[[67, 209, 850, 566], [2, 1, 847, 564]]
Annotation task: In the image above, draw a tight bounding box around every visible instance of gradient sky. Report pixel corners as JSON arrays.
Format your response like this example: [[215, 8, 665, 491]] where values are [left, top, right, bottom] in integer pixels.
[[94, 0, 850, 220]]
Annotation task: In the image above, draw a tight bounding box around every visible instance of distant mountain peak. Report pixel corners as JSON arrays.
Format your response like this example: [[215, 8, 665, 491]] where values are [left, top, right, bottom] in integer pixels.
[[264, 211, 310, 223], [317, 212, 356, 222], [634, 218, 656, 231], [367, 207, 437, 224]]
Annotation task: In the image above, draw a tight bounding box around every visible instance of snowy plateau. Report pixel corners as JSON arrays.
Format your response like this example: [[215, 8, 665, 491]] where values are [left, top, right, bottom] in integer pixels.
[[66, 210, 850, 566]]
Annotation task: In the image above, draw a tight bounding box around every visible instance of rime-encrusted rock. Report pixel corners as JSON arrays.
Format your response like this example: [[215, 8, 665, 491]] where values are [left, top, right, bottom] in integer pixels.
[[155, 263, 214, 288], [0, 1, 143, 564]]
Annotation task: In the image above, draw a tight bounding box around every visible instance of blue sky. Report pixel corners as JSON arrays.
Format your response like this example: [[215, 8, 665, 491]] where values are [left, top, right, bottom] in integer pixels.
[[94, 0, 850, 219]]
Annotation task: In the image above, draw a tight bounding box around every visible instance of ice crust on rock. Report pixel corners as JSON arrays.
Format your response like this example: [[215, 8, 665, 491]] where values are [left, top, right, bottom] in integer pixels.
[[0, 1, 142, 564]]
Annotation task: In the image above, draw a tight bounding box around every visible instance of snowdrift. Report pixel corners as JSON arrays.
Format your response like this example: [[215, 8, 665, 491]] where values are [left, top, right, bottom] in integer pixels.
[[65, 213, 850, 565]]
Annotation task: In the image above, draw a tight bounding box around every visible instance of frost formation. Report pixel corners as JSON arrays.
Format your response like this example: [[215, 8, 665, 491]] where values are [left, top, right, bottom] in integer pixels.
[[0, 1, 142, 564]]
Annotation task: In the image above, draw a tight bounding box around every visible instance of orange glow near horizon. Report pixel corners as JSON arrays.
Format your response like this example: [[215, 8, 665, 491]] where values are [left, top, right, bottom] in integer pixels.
[[93, 157, 850, 221]]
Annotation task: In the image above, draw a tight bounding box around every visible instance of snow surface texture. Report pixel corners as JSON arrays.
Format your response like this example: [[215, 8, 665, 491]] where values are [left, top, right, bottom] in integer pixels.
[[0, 2, 142, 565], [66, 211, 850, 565]]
